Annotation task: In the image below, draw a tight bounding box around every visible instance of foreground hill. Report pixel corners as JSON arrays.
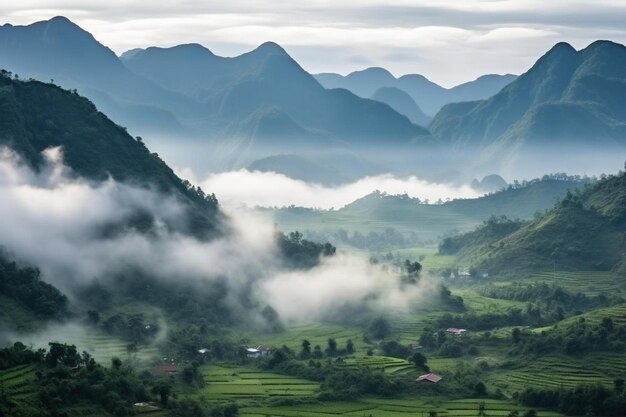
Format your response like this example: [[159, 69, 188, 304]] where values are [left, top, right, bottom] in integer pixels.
[[315, 68, 516, 116], [430, 41, 626, 171], [444, 169, 626, 273], [0, 72, 220, 235]]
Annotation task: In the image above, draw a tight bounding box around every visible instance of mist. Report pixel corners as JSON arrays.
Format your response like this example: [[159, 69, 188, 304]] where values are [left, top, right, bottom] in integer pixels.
[[184, 169, 481, 209], [0, 147, 440, 329]]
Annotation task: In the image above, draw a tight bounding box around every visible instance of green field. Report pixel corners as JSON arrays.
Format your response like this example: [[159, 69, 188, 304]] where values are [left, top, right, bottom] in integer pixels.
[[15, 323, 160, 364]]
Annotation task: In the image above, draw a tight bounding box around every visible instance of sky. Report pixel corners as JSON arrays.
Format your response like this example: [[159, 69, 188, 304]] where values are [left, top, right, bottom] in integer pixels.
[[2, 1, 626, 86]]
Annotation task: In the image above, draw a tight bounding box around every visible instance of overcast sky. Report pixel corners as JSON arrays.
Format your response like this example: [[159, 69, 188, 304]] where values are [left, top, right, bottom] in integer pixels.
[[3, 1, 626, 86]]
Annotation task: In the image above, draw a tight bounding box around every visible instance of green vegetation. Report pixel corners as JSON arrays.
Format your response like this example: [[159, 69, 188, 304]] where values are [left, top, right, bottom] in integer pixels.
[[267, 176, 587, 250], [443, 169, 626, 274], [0, 253, 67, 324]]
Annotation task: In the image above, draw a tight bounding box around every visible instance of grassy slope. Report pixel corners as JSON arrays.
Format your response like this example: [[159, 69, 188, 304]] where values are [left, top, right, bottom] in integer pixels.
[[451, 171, 626, 273], [268, 179, 583, 244]]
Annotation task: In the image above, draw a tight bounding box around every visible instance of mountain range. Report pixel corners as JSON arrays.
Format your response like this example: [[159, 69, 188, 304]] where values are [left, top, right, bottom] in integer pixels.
[[0, 17, 429, 164], [0, 16, 624, 179], [315, 68, 517, 118]]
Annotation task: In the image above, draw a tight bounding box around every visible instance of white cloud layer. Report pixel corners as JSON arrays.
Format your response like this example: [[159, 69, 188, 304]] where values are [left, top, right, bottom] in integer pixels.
[[196, 169, 480, 209], [0, 148, 437, 324], [1, 1, 625, 85]]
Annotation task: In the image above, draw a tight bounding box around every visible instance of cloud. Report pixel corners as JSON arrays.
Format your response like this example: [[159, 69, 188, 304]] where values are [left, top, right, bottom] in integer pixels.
[[196, 169, 480, 209], [0, 147, 437, 326]]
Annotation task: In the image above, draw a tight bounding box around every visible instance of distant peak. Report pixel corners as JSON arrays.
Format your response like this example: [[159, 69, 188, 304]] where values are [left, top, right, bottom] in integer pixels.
[[254, 41, 287, 55], [584, 39, 626, 51], [547, 41, 577, 55], [350, 67, 395, 79], [47, 16, 78, 28]]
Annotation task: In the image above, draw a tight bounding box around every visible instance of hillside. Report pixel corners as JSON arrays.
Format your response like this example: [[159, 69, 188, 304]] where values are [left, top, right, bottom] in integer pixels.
[[315, 68, 516, 116], [430, 41, 626, 171], [269, 176, 586, 247], [447, 169, 626, 273], [371, 87, 431, 126], [0, 72, 220, 235]]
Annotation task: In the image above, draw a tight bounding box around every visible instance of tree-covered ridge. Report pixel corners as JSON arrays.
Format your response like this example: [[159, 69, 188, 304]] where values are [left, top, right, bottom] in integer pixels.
[[0, 252, 67, 320], [0, 70, 220, 235], [442, 167, 626, 273]]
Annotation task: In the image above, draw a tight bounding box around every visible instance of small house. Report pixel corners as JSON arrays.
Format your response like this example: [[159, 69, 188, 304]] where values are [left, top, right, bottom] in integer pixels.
[[246, 347, 261, 358], [446, 327, 467, 336], [256, 345, 273, 356], [408, 343, 423, 351], [152, 364, 178, 375], [198, 348, 210, 355], [416, 373, 442, 383]]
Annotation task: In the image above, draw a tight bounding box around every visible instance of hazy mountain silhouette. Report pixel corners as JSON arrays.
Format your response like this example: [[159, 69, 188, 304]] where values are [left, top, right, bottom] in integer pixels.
[[315, 68, 516, 116], [430, 41, 626, 171], [122, 43, 430, 150], [0, 16, 203, 135], [370, 87, 431, 126]]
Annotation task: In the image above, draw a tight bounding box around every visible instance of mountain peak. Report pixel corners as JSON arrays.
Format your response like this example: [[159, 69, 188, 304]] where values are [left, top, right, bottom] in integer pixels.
[[46, 16, 82, 31], [546, 41, 577, 55], [253, 41, 287, 55]]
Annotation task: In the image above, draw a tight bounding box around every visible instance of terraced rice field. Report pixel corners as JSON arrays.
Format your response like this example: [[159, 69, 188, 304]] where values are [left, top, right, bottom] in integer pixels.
[[341, 356, 415, 376], [197, 365, 320, 403], [241, 397, 563, 417], [14, 323, 160, 364], [513, 271, 625, 296], [250, 323, 365, 354], [488, 354, 622, 392], [0, 364, 39, 411]]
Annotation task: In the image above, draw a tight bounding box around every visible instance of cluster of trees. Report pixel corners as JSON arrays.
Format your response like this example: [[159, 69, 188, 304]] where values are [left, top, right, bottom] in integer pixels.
[[298, 338, 354, 359], [510, 317, 626, 355], [98, 312, 160, 343], [277, 231, 336, 269], [0, 342, 160, 416], [419, 327, 478, 358], [439, 215, 524, 255], [0, 254, 68, 319], [479, 283, 617, 320], [517, 382, 626, 416]]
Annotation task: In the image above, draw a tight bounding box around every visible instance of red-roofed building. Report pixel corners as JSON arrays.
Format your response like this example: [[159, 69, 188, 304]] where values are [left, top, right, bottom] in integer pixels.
[[152, 364, 178, 375], [416, 373, 442, 383]]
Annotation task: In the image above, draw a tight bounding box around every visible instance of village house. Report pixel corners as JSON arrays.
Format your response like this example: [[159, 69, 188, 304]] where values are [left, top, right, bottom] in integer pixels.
[[152, 364, 178, 375], [416, 373, 442, 383], [446, 327, 467, 336], [246, 345, 273, 358]]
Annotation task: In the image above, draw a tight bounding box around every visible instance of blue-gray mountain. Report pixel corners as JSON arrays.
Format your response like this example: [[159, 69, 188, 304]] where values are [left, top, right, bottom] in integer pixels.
[[315, 68, 517, 116], [430, 41, 626, 170], [0, 16, 429, 154]]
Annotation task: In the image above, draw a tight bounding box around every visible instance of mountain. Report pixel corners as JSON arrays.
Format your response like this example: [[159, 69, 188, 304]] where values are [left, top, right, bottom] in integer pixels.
[[0, 16, 202, 135], [0, 17, 430, 161], [430, 41, 626, 171], [122, 43, 430, 155], [0, 73, 220, 236], [370, 87, 431, 126], [444, 169, 626, 273], [315, 68, 516, 116]]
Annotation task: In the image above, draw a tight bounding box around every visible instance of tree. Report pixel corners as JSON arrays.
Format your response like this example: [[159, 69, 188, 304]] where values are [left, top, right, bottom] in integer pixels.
[[327, 338, 337, 356], [475, 381, 487, 396], [368, 317, 391, 340], [152, 379, 172, 406], [410, 352, 429, 371], [346, 339, 354, 354], [301, 340, 311, 358], [614, 378, 624, 394], [521, 411, 536, 417]]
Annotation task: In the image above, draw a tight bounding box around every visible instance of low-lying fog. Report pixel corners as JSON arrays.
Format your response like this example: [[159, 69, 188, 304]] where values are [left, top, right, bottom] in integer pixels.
[[181, 169, 481, 209]]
